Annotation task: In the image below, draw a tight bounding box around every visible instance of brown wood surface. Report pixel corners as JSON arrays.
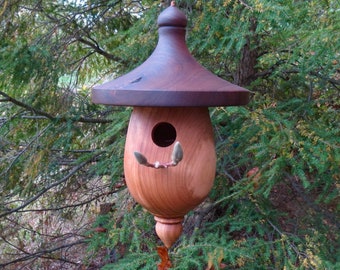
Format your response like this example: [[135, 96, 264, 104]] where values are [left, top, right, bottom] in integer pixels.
[[155, 217, 183, 248], [92, 2, 250, 250], [124, 107, 216, 247], [92, 5, 250, 107]]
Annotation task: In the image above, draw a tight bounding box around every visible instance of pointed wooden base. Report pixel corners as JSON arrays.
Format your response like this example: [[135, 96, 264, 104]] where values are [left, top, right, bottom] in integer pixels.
[[155, 217, 183, 248]]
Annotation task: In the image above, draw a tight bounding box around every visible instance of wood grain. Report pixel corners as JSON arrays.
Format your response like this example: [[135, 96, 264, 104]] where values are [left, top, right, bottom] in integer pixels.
[[92, 5, 249, 107], [124, 107, 216, 247]]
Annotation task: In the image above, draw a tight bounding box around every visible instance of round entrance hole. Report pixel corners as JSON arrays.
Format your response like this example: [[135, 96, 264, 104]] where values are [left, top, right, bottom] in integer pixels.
[[152, 122, 177, 147]]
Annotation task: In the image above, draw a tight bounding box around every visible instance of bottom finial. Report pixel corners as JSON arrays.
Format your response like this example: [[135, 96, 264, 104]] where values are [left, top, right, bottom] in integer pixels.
[[155, 217, 183, 248]]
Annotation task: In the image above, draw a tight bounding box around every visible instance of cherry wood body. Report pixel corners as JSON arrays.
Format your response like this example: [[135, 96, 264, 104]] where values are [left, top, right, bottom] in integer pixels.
[[124, 107, 216, 247]]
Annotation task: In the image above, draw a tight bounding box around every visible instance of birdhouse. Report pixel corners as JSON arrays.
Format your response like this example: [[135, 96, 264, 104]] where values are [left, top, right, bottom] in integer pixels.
[[92, 1, 249, 253]]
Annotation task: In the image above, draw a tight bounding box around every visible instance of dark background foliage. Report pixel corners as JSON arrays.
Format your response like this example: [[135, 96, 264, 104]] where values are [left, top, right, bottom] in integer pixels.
[[0, 0, 339, 269]]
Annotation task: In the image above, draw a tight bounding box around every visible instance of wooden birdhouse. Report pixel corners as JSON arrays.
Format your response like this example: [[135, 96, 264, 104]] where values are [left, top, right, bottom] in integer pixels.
[[92, 0, 249, 256]]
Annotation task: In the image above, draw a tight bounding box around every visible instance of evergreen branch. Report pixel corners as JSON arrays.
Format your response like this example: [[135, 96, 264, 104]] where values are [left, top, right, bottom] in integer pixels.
[[16, 186, 124, 213], [253, 59, 287, 78], [68, 51, 95, 67], [0, 90, 55, 120], [34, 255, 80, 266], [238, 0, 253, 10], [266, 219, 306, 258], [75, 35, 127, 64], [0, 0, 8, 17], [0, 152, 104, 218], [76, 116, 114, 123], [21, 114, 113, 123], [254, 67, 340, 86], [0, 239, 86, 268], [0, 91, 114, 123], [310, 70, 340, 86], [2, 215, 85, 241], [284, 173, 340, 229], [0, 124, 51, 178]]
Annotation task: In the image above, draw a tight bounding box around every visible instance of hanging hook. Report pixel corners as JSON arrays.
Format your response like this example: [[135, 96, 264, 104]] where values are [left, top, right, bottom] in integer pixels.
[[134, 141, 183, 169]]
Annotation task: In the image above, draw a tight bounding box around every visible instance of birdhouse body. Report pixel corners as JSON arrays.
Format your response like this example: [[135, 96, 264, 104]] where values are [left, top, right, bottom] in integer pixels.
[[124, 107, 216, 219]]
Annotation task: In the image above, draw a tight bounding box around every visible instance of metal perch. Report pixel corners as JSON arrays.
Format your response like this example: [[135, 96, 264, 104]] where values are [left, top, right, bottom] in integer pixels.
[[134, 141, 183, 169]]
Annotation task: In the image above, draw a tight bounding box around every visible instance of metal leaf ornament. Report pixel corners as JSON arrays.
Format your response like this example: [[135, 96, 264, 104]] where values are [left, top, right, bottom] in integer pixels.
[[171, 141, 183, 165], [134, 141, 183, 169], [134, 151, 148, 165]]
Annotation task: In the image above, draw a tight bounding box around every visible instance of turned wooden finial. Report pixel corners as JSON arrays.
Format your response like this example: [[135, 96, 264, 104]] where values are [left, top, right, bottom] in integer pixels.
[[155, 217, 183, 248]]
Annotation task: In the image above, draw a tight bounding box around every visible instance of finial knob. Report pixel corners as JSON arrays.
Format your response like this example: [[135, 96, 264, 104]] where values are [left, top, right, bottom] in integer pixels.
[[155, 217, 183, 248], [157, 1, 187, 27]]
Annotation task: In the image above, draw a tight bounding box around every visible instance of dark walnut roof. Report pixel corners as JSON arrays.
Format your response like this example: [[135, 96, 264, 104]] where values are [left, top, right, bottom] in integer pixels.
[[92, 3, 250, 107]]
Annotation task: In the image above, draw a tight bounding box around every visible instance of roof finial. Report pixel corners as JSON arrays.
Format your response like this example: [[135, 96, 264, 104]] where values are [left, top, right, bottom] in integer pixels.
[[171, 1, 176, 6]]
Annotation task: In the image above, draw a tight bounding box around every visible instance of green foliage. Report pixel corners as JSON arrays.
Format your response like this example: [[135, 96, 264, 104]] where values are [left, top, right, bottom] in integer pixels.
[[86, 93, 339, 269], [1, 0, 339, 268], [208, 95, 338, 269], [188, 0, 340, 94], [87, 198, 159, 269], [229, 95, 339, 200]]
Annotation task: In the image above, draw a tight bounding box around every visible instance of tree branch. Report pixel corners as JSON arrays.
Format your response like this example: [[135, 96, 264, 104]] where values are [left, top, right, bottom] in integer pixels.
[[238, 0, 253, 10], [284, 173, 340, 229], [0, 124, 51, 178], [75, 35, 127, 64], [16, 184, 125, 213], [0, 91, 55, 120], [76, 116, 114, 124], [0, 91, 114, 123], [0, 152, 104, 218], [0, 239, 86, 268], [254, 66, 340, 86]]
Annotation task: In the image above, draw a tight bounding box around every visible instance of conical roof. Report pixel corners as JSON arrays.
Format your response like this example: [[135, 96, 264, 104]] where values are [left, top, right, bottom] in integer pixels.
[[92, 2, 249, 107]]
